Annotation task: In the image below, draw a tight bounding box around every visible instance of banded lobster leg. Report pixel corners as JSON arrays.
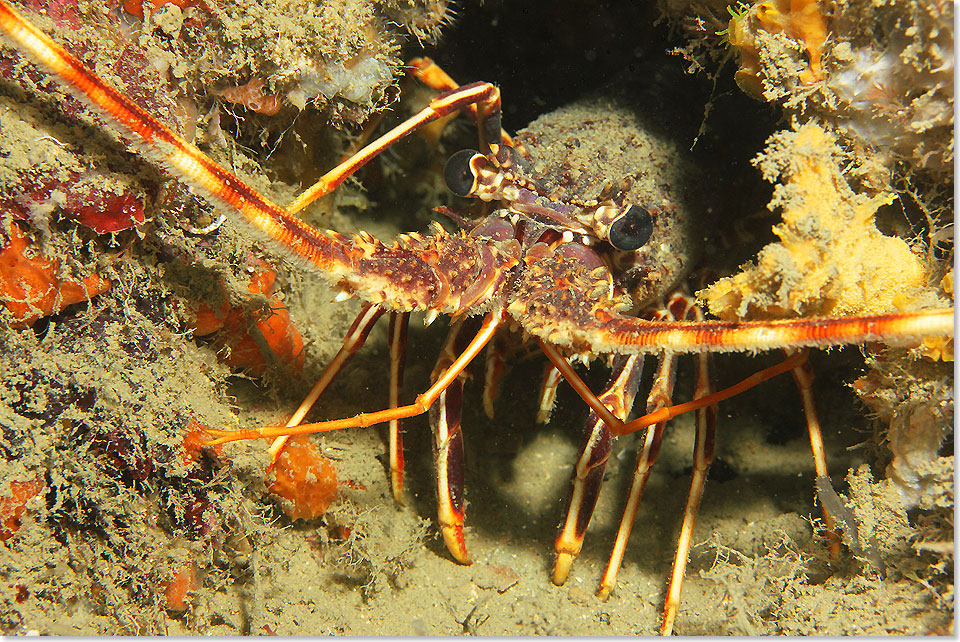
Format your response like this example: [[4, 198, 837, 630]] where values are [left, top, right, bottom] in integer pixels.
[[213, 308, 505, 566], [264, 304, 383, 465], [257, 304, 410, 506], [533, 293, 858, 636], [550, 293, 693, 588], [658, 304, 717, 636], [387, 312, 411, 504], [624, 349, 841, 636], [428, 316, 486, 564], [552, 352, 647, 584], [481, 331, 514, 420], [543, 335, 850, 635], [549, 292, 723, 635], [535, 362, 566, 425], [209, 308, 506, 564], [595, 346, 681, 599], [657, 351, 844, 635]]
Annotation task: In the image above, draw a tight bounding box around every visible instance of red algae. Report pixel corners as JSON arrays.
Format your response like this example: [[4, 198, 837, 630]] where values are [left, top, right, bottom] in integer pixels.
[[2, 174, 146, 234]]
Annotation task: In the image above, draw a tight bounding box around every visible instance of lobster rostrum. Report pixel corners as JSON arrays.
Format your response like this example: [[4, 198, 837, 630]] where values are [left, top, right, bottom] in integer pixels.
[[0, 0, 953, 634]]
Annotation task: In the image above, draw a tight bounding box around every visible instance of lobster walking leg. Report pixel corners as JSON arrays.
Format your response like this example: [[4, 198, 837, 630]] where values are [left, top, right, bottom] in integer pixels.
[[789, 350, 841, 558], [538, 340, 626, 432], [596, 352, 679, 598], [597, 294, 698, 599], [536, 363, 564, 424], [661, 343, 717, 635], [206, 308, 504, 443], [388, 312, 411, 505], [429, 317, 485, 564], [552, 354, 645, 585], [596, 294, 698, 598], [481, 331, 513, 419], [266, 303, 385, 464]]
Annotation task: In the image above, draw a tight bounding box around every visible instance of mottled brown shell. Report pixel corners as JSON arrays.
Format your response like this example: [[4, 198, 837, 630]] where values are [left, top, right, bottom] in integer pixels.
[[336, 224, 521, 316], [507, 245, 632, 353]]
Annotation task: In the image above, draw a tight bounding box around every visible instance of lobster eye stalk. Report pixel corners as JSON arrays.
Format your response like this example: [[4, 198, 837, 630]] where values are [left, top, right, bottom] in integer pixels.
[[608, 205, 654, 251], [444, 149, 482, 197]]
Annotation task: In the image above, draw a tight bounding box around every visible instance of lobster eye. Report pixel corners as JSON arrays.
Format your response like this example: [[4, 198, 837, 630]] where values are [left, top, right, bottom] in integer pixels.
[[608, 205, 654, 251], [444, 149, 481, 197]]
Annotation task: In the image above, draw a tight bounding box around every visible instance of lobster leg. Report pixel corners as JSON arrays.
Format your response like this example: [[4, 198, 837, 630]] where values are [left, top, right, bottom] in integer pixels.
[[789, 349, 841, 558], [656, 349, 856, 636], [596, 293, 697, 598], [536, 363, 564, 424], [538, 340, 626, 432], [481, 331, 513, 419], [206, 308, 504, 443], [540, 337, 814, 445], [552, 353, 645, 585], [266, 303, 385, 464], [429, 317, 485, 564], [596, 352, 679, 598], [661, 322, 717, 636], [388, 312, 411, 505]]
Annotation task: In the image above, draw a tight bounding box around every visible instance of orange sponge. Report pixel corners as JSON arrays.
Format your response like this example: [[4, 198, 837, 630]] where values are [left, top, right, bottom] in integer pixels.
[[189, 257, 304, 376], [0, 477, 45, 542], [0, 225, 111, 328], [268, 436, 338, 521], [727, 0, 828, 99], [163, 563, 198, 611], [215, 78, 283, 116]]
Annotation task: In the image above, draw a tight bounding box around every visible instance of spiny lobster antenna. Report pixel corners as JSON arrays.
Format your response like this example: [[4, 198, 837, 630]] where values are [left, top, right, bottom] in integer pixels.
[[0, 0, 350, 276]]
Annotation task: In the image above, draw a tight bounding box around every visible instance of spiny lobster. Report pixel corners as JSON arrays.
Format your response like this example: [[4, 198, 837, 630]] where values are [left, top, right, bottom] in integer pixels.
[[0, 0, 953, 634]]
